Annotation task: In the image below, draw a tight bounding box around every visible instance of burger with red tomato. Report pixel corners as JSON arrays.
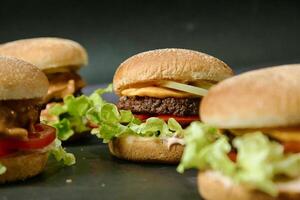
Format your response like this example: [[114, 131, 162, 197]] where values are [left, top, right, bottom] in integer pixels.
[[0, 56, 74, 183], [178, 64, 300, 199], [106, 48, 233, 163]]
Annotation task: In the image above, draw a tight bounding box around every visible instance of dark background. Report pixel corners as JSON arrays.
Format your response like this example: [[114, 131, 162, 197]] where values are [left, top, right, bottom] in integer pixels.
[[0, 0, 300, 84]]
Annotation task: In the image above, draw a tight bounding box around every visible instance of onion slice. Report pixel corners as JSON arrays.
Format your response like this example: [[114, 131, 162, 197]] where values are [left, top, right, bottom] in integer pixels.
[[160, 81, 208, 96]]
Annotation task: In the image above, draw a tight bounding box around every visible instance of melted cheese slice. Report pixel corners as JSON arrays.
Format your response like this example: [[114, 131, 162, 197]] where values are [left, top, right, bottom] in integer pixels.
[[230, 127, 300, 142], [121, 87, 197, 98], [265, 128, 300, 142]]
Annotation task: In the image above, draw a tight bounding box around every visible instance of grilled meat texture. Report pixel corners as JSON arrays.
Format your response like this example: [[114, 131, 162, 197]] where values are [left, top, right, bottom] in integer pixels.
[[117, 96, 200, 116], [0, 100, 42, 138]]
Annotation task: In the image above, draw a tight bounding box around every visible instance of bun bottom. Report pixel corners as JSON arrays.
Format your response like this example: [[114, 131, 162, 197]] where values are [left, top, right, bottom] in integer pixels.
[[0, 152, 48, 183], [198, 171, 300, 200], [108, 135, 184, 164]]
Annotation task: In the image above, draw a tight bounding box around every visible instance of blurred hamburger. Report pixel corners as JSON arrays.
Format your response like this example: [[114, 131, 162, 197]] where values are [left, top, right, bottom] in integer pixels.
[[0, 37, 87, 103], [179, 64, 300, 199], [0, 37, 88, 140], [0, 56, 55, 183], [110, 48, 233, 163]]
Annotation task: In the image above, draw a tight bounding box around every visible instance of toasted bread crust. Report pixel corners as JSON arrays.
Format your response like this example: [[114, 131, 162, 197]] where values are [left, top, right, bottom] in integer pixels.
[[0, 152, 48, 183], [0, 56, 48, 100], [0, 37, 88, 72], [108, 135, 184, 164], [198, 171, 300, 200], [201, 64, 300, 129], [113, 48, 233, 95]]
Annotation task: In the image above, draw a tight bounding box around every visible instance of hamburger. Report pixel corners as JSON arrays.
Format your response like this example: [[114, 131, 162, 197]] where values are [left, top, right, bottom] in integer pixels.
[[0, 56, 74, 183], [108, 48, 234, 163], [0, 37, 88, 103], [178, 64, 300, 199], [0, 37, 88, 140]]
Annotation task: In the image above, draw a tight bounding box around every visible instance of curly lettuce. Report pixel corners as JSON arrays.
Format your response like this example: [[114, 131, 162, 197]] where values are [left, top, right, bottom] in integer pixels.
[[84, 86, 185, 142], [46, 84, 185, 142], [178, 122, 300, 196], [50, 139, 76, 166], [177, 122, 234, 174], [233, 133, 300, 195], [87, 103, 184, 142], [47, 85, 113, 140]]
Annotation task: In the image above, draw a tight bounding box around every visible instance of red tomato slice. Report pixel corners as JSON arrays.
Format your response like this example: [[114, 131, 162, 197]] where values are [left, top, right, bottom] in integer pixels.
[[134, 114, 199, 125], [283, 141, 300, 153], [157, 115, 199, 124], [18, 124, 56, 149], [0, 148, 16, 157], [228, 151, 237, 162], [0, 124, 56, 157], [134, 114, 149, 121]]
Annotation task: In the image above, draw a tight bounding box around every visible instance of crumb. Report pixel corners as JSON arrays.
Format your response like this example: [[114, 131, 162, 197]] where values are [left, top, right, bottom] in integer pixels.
[[80, 148, 84, 151], [101, 183, 106, 187]]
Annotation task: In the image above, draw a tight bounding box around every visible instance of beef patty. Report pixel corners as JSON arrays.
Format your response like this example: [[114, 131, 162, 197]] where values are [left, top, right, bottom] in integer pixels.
[[0, 99, 42, 138], [117, 96, 200, 116]]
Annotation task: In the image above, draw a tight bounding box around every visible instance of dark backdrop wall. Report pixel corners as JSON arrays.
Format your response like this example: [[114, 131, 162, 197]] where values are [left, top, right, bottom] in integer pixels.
[[0, 0, 299, 84]]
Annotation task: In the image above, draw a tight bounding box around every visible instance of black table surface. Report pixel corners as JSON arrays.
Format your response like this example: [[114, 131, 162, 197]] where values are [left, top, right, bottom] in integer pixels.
[[0, 84, 200, 200]]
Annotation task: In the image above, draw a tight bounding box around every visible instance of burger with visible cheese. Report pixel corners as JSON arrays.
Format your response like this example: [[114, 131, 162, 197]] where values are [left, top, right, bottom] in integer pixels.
[[0, 37, 88, 140], [106, 48, 233, 163], [178, 64, 300, 199], [0, 56, 74, 183]]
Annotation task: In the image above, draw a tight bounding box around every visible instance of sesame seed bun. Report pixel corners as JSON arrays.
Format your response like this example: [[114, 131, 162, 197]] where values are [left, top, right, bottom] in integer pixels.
[[200, 64, 300, 129], [198, 171, 300, 200], [108, 135, 184, 164], [0, 152, 48, 183], [113, 48, 233, 95], [0, 56, 49, 100], [0, 37, 88, 73]]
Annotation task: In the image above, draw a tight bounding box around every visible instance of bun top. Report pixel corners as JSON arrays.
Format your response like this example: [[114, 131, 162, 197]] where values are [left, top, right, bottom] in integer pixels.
[[0, 56, 49, 100], [113, 48, 233, 94], [0, 37, 88, 72], [200, 64, 300, 129]]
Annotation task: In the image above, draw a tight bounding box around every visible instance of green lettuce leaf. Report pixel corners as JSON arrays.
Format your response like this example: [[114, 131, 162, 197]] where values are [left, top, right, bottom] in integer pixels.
[[51, 118, 74, 141], [0, 162, 6, 175], [89, 84, 113, 106], [46, 83, 185, 141], [48, 103, 67, 116], [88, 106, 184, 143], [168, 118, 182, 132], [50, 139, 76, 166], [177, 121, 227, 173], [178, 125, 300, 196], [46, 84, 113, 140], [84, 89, 184, 142], [233, 132, 300, 196], [119, 110, 135, 124], [64, 95, 91, 117], [136, 117, 169, 137]]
